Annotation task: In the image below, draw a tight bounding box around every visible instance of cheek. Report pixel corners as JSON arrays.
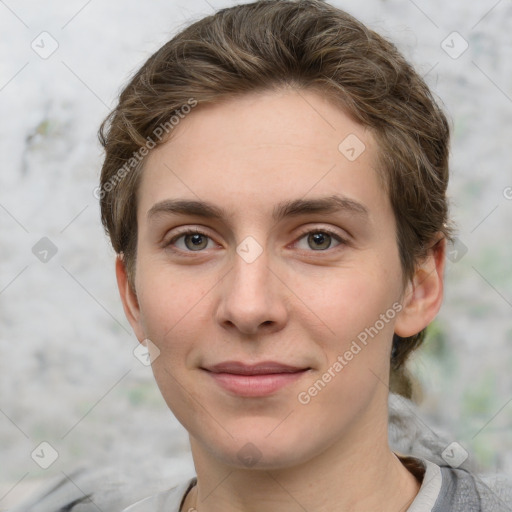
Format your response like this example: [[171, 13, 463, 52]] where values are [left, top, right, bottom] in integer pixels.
[[308, 264, 401, 338], [136, 273, 207, 427], [294, 272, 400, 416], [302, 265, 403, 396], [136, 261, 211, 342]]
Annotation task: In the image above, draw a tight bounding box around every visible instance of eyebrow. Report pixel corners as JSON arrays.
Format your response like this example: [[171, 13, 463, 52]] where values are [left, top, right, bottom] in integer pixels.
[[147, 194, 369, 224]]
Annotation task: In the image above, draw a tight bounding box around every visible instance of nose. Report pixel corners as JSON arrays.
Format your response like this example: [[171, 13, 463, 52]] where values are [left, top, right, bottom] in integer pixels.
[[215, 244, 288, 337]]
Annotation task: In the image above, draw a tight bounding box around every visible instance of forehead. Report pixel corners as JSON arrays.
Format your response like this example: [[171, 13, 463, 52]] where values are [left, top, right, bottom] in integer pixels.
[[138, 89, 389, 225]]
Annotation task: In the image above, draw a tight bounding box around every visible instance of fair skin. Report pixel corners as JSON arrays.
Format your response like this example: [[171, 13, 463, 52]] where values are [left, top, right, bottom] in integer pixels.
[[116, 88, 445, 512]]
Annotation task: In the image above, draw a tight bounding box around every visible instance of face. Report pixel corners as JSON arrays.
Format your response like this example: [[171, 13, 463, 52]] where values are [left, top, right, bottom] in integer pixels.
[[119, 89, 417, 470]]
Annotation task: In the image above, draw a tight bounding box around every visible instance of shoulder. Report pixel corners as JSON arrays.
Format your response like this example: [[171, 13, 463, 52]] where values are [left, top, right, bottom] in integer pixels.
[[122, 478, 196, 512], [437, 465, 512, 512], [396, 453, 512, 512], [388, 394, 512, 511], [421, 458, 512, 511], [7, 465, 196, 512]]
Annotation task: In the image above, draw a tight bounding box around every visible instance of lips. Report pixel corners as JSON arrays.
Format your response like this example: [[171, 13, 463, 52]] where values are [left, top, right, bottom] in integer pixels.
[[206, 361, 308, 375], [203, 361, 310, 397]]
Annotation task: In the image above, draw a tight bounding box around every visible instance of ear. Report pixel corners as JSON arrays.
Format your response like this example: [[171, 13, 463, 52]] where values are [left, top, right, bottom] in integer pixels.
[[115, 255, 146, 342], [394, 237, 446, 338]]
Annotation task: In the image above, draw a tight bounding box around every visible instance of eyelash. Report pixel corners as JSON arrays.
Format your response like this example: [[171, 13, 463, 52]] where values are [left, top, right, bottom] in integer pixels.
[[165, 227, 347, 255]]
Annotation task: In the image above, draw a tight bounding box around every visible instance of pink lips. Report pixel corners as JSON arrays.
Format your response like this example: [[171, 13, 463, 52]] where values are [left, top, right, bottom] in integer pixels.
[[203, 361, 310, 397]]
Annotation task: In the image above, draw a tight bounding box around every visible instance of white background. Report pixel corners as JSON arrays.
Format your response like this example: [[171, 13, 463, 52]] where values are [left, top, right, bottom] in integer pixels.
[[1, 0, 511, 508]]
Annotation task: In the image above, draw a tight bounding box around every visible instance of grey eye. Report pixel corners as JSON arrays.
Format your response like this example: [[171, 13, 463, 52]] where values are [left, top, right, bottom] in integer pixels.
[[183, 233, 209, 251], [307, 232, 333, 250], [295, 230, 342, 251]]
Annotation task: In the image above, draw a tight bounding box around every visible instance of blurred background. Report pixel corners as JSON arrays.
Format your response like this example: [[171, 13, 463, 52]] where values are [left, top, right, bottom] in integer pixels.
[[1, 0, 511, 508]]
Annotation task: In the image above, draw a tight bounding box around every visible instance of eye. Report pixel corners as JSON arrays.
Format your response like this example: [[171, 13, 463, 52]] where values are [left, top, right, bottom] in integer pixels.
[[167, 229, 216, 252], [166, 227, 347, 254], [294, 228, 345, 252]]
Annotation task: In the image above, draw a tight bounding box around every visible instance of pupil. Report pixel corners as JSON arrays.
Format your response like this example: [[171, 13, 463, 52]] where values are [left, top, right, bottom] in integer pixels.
[[187, 234, 206, 250], [309, 232, 330, 250]]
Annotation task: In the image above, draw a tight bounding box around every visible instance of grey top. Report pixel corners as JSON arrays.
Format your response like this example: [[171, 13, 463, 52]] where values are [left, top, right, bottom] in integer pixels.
[[121, 455, 512, 512]]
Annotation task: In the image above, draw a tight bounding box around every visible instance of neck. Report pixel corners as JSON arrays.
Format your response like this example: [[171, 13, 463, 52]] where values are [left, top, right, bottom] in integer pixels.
[[182, 400, 421, 512]]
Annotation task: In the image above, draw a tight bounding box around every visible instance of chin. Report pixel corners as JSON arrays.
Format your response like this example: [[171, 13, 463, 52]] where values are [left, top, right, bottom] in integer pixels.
[[199, 420, 319, 471]]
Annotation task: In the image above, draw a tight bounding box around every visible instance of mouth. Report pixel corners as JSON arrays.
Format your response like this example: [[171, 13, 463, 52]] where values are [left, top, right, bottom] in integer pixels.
[[202, 361, 311, 397]]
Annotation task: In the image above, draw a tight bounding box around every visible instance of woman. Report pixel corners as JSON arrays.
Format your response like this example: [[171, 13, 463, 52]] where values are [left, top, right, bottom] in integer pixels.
[[11, 1, 512, 510], [102, 1, 511, 511]]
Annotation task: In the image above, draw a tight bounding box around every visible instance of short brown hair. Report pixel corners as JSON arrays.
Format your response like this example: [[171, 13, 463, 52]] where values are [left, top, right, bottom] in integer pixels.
[[98, 0, 453, 398]]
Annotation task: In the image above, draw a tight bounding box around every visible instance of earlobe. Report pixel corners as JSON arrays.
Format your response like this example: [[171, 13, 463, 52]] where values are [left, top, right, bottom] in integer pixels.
[[394, 237, 446, 338], [115, 255, 146, 342]]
